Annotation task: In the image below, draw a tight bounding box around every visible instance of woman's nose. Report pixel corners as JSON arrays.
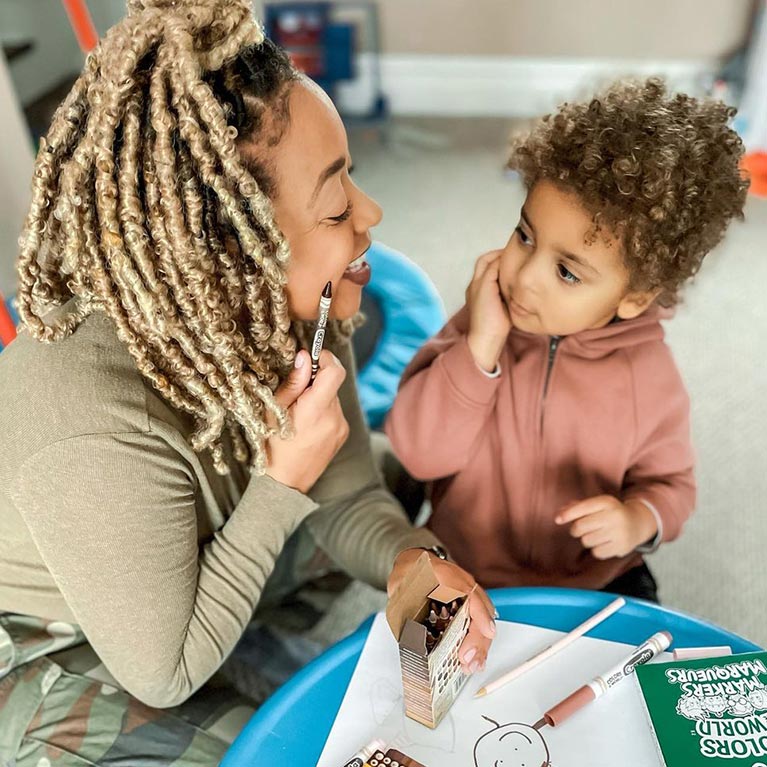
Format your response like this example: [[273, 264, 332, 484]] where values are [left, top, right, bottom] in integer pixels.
[[352, 186, 383, 232]]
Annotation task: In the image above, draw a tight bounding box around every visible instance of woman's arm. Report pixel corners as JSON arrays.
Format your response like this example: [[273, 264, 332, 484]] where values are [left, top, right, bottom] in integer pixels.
[[304, 339, 497, 672], [12, 431, 316, 709], [304, 339, 441, 589]]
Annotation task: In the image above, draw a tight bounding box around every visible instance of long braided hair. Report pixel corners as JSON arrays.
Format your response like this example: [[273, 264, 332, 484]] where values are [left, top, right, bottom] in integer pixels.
[[17, 0, 311, 474]]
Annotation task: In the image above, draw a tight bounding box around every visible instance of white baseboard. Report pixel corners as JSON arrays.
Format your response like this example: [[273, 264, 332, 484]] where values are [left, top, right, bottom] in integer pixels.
[[337, 54, 719, 118]]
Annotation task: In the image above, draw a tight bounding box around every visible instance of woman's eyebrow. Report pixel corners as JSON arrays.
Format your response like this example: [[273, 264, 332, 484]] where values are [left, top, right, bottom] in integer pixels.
[[309, 156, 346, 208]]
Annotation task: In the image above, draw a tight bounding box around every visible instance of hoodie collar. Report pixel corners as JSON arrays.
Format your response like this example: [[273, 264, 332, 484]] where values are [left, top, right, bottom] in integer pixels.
[[511, 305, 674, 360]]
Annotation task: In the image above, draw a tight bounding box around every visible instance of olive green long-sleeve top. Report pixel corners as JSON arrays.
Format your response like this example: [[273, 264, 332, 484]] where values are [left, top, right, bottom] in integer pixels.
[[0, 307, 438, 707]]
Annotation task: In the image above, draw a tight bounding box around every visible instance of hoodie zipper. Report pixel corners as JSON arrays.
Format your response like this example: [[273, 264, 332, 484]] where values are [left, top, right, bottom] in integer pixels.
[[540, 336, 561, 431], [526, 336, 561, 566]]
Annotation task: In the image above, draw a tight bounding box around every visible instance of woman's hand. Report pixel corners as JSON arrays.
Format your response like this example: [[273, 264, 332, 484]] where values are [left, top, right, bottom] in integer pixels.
[[388, 548, 497, 675], [265, 349, 350, 493], [466, 250, 512, 373]]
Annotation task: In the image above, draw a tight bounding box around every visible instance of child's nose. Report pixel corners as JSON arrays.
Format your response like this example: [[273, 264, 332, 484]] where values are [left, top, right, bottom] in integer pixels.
[[516, 255, 542, 296]]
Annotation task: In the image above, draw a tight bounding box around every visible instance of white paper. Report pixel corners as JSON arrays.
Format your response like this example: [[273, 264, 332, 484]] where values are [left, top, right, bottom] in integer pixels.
[[317, 613, 667, 767]]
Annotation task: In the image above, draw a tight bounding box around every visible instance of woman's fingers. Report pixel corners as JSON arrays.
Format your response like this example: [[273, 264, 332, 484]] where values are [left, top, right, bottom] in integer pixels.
[[271, 350, 312, 411], [458, 591, 495, 673], [301, 350, 346, 410], [386, 553, 496, 675]]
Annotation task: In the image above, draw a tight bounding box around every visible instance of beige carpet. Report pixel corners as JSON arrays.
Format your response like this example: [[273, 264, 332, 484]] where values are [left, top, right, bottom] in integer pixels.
[[339, 116, 767, 647]]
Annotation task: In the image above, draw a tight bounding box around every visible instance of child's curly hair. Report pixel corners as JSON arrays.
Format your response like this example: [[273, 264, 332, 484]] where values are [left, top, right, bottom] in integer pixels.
[[508, 78, 749, 306]]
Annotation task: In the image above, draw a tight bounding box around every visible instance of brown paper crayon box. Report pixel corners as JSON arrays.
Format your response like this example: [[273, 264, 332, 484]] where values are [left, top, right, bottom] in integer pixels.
[[386, 552, 472, 729]]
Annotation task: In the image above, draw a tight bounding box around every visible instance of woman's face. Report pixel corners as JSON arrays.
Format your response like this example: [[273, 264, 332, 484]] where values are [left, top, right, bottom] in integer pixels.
[[246, 78, 382, 321]]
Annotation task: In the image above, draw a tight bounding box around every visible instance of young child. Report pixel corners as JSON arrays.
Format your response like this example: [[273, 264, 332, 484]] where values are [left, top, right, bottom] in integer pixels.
[[386, 78, 749, 602]]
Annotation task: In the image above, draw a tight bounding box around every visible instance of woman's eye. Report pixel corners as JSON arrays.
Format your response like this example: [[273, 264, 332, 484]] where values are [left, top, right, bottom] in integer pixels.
[[557, 263, 581, 285], [515, 226, 532, 245], [327, 202, 353, 225]]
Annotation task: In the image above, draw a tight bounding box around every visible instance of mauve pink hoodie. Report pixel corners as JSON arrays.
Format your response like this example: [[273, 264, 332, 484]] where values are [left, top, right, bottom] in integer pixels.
[[385, 305, 695, 590]]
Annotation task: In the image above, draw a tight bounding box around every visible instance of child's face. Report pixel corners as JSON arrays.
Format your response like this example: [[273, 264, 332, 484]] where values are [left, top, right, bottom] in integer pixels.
[[498, 180, 654, 336]]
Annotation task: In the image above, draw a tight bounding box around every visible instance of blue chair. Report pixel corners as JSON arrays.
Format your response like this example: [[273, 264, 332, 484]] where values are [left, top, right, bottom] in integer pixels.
[[352, 242, 446, 429]]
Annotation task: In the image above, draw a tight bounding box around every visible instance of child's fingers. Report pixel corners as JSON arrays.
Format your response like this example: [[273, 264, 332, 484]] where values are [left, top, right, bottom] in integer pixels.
[[568, 511, 609, 539], [580, 530, 614, 549], [471, 250, 502, 284], [591, 541, 621, 560], [555, 495, 614, 524], [481, 259, 501, 286]]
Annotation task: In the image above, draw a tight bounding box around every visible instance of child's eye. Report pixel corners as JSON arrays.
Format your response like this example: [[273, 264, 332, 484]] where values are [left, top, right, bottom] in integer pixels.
[[515, 226, 532, 245], [557, 263, 581, 285], [327, 202, 352, 225]]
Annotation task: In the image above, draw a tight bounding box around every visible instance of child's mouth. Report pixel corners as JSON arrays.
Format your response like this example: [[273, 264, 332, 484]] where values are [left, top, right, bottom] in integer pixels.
[[510, 298, 532, 318]]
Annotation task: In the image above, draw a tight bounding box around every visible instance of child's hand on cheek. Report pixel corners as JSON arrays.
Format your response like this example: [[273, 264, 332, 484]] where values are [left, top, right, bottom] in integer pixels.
[[555, 496, 658, 560], [466, 251, 512, 373]]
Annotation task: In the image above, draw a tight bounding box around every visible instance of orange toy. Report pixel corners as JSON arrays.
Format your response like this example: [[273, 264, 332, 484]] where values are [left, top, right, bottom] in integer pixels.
[[0, 293, 16, 347], [61, 0, 99, 54], [742, 152, 767, 197]]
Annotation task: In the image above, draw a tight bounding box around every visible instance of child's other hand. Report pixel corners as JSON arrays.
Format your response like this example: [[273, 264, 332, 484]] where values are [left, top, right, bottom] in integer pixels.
[[555, 495, 658, 559], [466, 250, 512, 373]]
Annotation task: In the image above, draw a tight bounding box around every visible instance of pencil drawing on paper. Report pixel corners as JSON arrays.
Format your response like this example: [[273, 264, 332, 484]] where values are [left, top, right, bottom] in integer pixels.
[[473, 716, 551, 767]]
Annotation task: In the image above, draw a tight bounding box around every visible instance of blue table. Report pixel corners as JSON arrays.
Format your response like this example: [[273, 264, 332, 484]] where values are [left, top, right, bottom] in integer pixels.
[[221, 587, 762, 766]]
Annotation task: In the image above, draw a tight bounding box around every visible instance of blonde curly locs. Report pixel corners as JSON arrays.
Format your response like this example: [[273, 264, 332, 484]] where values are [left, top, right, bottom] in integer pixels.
[[16, 0, 304, 474], [508, 78, 750, 306]]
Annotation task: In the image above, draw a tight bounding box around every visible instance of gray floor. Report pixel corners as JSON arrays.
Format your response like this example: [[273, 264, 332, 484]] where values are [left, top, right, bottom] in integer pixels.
[[341, 117, 767, 647]]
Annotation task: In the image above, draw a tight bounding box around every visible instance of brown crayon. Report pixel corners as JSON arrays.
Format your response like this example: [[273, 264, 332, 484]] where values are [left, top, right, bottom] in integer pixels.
[[386, 750, 426, 767]]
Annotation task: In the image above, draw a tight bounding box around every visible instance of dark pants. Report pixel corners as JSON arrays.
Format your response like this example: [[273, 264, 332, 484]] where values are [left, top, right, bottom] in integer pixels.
[[602, 562, 659, 603]]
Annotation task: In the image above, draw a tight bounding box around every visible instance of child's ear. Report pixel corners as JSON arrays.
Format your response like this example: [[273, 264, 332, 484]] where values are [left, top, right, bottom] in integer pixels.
[[616, 289, 660, 320]]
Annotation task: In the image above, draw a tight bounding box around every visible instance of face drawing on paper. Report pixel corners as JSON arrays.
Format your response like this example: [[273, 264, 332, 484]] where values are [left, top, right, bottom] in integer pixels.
[[473, 716, 550, 767]]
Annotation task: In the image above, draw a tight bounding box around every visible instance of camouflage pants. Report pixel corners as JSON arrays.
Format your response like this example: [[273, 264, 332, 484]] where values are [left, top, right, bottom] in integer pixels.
[[0, 526, 348, 767], [0, 613, 255, 767]]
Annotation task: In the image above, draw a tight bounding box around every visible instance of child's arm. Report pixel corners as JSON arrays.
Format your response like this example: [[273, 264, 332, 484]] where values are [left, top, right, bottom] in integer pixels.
[[385, 307, 503, 480], [386, 252, 511, 481], [556, 342, 695, 559], [620, 342, 696, 546]]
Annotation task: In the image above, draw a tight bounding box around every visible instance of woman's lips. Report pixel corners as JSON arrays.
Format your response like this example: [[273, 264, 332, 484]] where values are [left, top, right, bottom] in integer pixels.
[[342, 259, 371, 286]]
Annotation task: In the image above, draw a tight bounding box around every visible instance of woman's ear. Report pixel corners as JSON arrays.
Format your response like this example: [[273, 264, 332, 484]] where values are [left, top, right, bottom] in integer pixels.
[[616, 288, 661, 320]]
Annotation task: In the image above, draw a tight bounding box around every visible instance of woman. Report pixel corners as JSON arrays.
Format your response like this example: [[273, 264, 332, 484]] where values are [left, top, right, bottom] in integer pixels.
[[0, 1, 495, 764]]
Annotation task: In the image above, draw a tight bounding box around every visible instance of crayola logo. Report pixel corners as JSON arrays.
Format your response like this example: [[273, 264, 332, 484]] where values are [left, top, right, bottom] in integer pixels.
[[624, 648, 654, 675], [312, 329, 326, 357]]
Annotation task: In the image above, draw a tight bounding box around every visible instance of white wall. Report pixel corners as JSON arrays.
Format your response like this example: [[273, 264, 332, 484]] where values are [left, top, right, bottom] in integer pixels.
[[0, 0, 83, 105]]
